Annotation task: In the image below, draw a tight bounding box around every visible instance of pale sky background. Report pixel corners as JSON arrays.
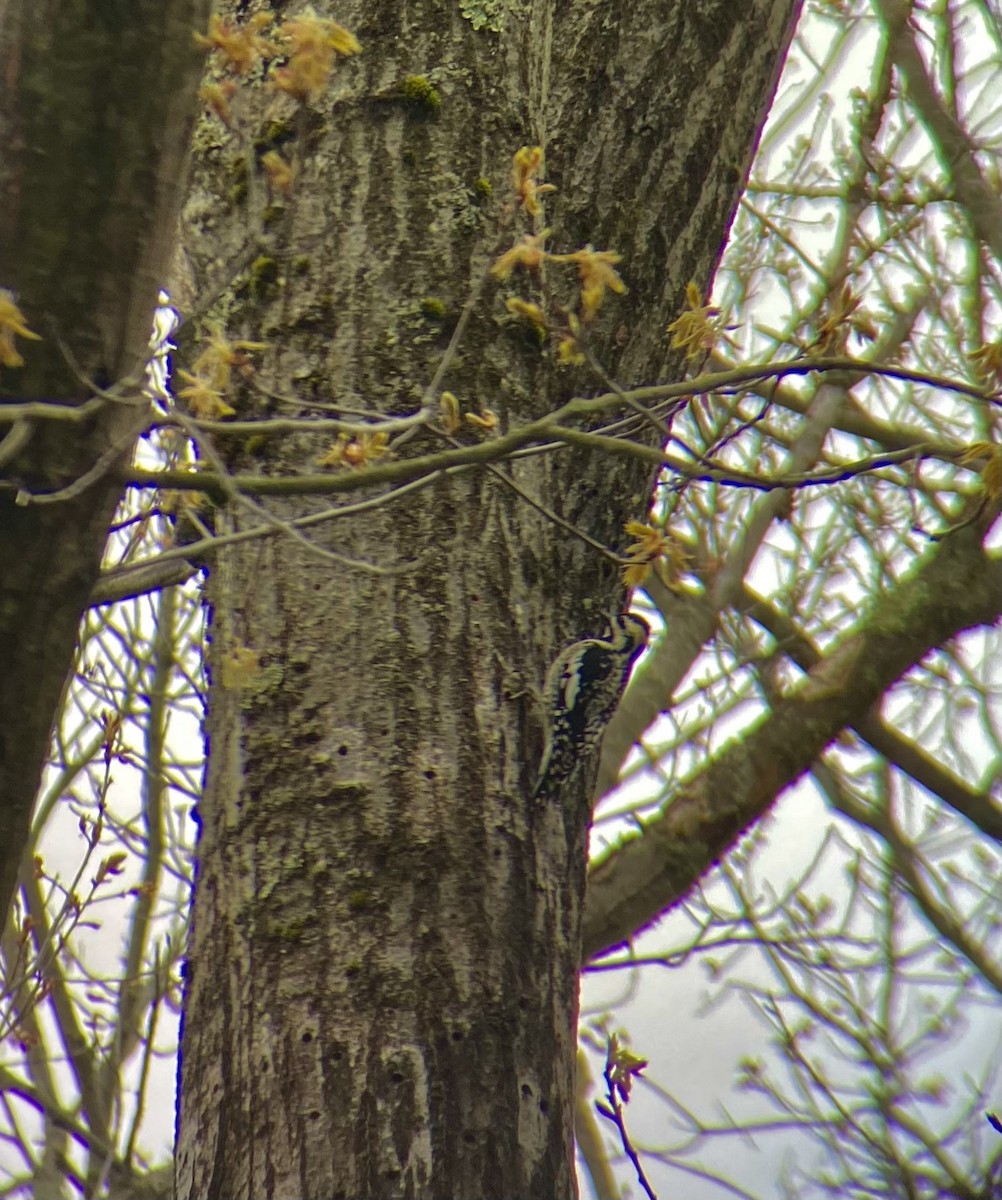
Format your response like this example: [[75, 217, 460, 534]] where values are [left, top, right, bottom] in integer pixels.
[[3, 1, 1001, 1197]]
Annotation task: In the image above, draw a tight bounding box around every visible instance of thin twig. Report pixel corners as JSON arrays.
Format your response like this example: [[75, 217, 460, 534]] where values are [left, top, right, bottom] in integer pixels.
[[597, 1057, 658, 1200], [432, 428, 625, 565]]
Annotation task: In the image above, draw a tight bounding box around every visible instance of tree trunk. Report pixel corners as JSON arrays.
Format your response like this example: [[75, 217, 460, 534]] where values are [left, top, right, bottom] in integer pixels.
[[0, 0, 209, 915], [174, 1, 801, 1196]]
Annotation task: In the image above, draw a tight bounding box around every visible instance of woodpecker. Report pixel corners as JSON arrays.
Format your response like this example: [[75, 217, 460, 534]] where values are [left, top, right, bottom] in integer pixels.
[[532, 613, 650, 800]]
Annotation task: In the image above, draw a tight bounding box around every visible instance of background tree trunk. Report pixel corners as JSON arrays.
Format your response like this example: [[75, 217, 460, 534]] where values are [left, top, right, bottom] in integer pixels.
[[174, 1, 801, 1196], [0, 0, 209, 915]]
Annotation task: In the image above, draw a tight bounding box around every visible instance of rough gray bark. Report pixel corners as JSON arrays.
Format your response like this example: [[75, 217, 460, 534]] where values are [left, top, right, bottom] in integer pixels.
[[173, 1, 801, 1197], [0, 0, 210, 915]]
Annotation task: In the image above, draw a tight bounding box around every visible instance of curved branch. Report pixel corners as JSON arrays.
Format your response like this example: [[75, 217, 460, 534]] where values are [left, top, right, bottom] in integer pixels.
[[582, 500, 1002, 961], [740, 586, 1002, 842]]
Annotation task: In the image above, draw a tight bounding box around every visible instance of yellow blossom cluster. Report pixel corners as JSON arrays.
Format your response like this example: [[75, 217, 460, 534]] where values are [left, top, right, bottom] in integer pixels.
[[318, 431, 391, 468], [553, 246, 627, 324], [971, 340, 1002, 388], [261, 150, 295, 194], [270, 7, 361, 102], [195, 6, 361, 111], [511, 146, 556, 217], [194, 12, 273, 74], [177, 326, 267, 420], [491, 231, 551, 281], [808, 283, 877, 355], [0, 290, 42, 368], [492, 149, 627, 355], [665, 281, 722, 359], [438, 391, 498, 436], [621, 521, 690, 589]]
